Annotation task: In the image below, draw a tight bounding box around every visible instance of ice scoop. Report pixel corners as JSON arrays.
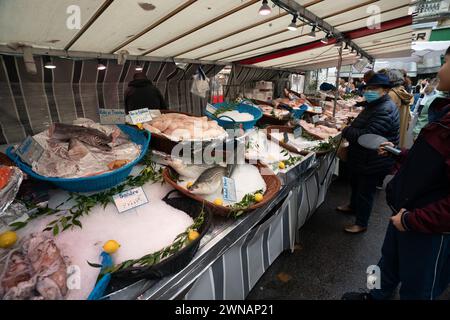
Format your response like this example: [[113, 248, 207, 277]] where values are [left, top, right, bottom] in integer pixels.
[[358, 134, 401, 156]]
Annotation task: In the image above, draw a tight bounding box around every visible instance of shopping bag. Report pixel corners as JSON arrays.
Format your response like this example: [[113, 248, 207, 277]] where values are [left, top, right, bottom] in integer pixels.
[[191, 67, 210, 98]]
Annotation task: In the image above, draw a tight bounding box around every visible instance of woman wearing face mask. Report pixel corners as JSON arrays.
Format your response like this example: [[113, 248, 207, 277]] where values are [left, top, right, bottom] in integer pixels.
[[338, 73, 400, 233]]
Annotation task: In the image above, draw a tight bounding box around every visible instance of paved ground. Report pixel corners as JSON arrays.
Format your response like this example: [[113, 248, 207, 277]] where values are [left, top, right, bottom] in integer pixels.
[[247, 177, 450, 300]]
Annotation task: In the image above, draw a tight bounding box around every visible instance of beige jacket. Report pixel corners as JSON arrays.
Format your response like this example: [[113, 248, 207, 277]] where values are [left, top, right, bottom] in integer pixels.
[[389, 86, 413, 147]]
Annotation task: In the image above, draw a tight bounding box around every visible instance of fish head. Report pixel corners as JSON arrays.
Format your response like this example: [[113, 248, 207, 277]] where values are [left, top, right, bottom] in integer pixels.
[[187, 182, 209, 195]]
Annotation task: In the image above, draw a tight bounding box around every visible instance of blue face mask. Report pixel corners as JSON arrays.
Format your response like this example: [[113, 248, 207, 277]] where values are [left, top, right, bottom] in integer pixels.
[[363, 91, 382, 103]]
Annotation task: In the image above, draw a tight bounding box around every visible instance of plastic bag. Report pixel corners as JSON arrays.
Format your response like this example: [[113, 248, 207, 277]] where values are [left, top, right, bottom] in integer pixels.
[[190, 67, 210, 98], [0, 166, 23, 214]]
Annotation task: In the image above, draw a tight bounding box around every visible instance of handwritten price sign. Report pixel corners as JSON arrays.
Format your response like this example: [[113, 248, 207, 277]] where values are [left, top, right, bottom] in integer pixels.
[[129, 108, 152, 124], [113, 187, 148, 213]]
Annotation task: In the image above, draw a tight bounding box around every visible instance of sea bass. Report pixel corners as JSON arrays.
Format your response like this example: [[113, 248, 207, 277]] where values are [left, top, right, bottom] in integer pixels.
[[188, 164, 235, 195], [49, 123, 113, 151]]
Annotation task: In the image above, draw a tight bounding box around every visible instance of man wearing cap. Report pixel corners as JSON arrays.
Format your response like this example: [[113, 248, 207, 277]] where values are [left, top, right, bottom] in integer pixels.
[[338, 73, 400, 234]]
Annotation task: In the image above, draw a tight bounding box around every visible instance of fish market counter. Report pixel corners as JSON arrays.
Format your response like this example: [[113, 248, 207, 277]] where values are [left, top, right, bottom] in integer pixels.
[[103, 153, 337, 300]]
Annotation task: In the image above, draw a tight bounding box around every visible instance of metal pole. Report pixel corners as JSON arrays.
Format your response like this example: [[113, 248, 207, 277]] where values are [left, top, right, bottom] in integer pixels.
[[333, 44, 343, 118]]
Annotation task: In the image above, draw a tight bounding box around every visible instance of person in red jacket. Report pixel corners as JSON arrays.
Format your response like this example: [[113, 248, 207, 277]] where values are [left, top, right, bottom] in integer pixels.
[[343, 46, 450, 300]]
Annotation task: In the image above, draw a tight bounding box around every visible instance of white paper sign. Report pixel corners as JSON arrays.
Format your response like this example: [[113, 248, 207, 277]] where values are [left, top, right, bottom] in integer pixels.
[[293, 126, 302, 139], [113, 187, 148, 213], [129, 108, 152, 124], [312, 115, 320, 124], [314, 107, 323, 114], [16, 136, 44, 166], [222, 177, 237, 202], [99, 109, 126, 124]]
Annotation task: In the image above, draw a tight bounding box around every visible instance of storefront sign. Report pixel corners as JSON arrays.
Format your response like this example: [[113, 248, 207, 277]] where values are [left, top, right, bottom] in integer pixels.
[[16, 136, 44, 166], [412, 29, 432, 42], [128, 108, 152, 124], [113, 187, 148, 213], [99, 109, 126, 124], [222, 177, 237, 202]]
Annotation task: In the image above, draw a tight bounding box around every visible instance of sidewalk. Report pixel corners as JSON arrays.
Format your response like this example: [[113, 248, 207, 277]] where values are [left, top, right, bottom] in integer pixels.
[[247, 178, 450, 300]]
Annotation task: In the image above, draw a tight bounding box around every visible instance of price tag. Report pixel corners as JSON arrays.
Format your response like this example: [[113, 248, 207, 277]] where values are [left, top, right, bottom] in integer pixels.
[[222, 177, 237, 202], [283, 132, 289, 143], [113, 187, 148, 213], [148, 109, 162, 118], [129, 108, 152, 124], [206, 103, 217, 115], [314, 107, 323, 114], [16, 136, 44, 166], [293, 126, 302, 139], [99, 109, 126, 124], [312, 115, 320, 124]]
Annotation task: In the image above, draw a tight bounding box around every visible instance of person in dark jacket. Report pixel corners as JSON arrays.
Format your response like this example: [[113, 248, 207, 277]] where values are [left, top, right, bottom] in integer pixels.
[[339, 73, 400, 234], [124, 72, 167, 113], [342, 46, 450, 300]]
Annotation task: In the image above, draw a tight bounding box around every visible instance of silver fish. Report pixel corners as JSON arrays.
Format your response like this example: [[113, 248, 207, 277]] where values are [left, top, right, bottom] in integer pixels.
[[188, 164, 235, 195], [49, 123, 113, 151]]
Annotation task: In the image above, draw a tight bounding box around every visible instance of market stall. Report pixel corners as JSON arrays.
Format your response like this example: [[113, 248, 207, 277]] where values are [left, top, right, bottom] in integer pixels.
[[0, 0, 412, 301]]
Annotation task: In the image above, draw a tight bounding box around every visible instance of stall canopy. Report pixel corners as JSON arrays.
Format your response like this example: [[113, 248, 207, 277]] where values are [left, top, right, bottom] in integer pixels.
[[0, 0, 413, 71]]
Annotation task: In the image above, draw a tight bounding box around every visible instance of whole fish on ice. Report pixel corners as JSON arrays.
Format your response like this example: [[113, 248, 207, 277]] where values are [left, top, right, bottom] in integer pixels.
[[49, 123, 114, 151], [188, 164, 235, 195]]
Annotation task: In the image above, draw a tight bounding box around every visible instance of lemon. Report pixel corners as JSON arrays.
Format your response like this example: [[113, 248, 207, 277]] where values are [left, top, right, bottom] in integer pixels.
[[254, 193, 264, 203], [136, 123, 143, 129], [186, 182, 194, 189], [188, 230, 200, 242], [213, 198, 223, 206], [0, 231, 17, 249], [278, 161, 286, 170], [103, 240, 120, 254]]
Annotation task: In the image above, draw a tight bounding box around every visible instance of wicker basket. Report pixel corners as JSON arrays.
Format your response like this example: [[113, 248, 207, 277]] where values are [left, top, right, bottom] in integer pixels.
[[266, 125, 331, 157], [162, 163, 281, 217]]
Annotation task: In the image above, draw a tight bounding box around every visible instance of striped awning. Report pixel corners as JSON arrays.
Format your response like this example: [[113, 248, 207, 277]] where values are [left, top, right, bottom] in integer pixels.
[[0, 0, 413, 71]]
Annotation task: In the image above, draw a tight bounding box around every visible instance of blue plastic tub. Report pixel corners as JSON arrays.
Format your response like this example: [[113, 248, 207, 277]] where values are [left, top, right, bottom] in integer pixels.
[[205, 103, 262, 130], [6, 124, 150, 193], [292, 104, 308, 119]]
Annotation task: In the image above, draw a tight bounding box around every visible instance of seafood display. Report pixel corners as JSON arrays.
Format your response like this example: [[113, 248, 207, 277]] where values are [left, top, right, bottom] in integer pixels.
[[217, 110, 254, 122], [30, 119, 141, 178], [299, 120, 340, 140], [269, 131, 321, 153], [142, 113, 226, 141], [188, 164, 235, 195], [175, 163, 267, 205], [258, 105, 290, 119], [4, 182, 194, 300], [0, 234, 68, 300], [273, 98, 308, 109]]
